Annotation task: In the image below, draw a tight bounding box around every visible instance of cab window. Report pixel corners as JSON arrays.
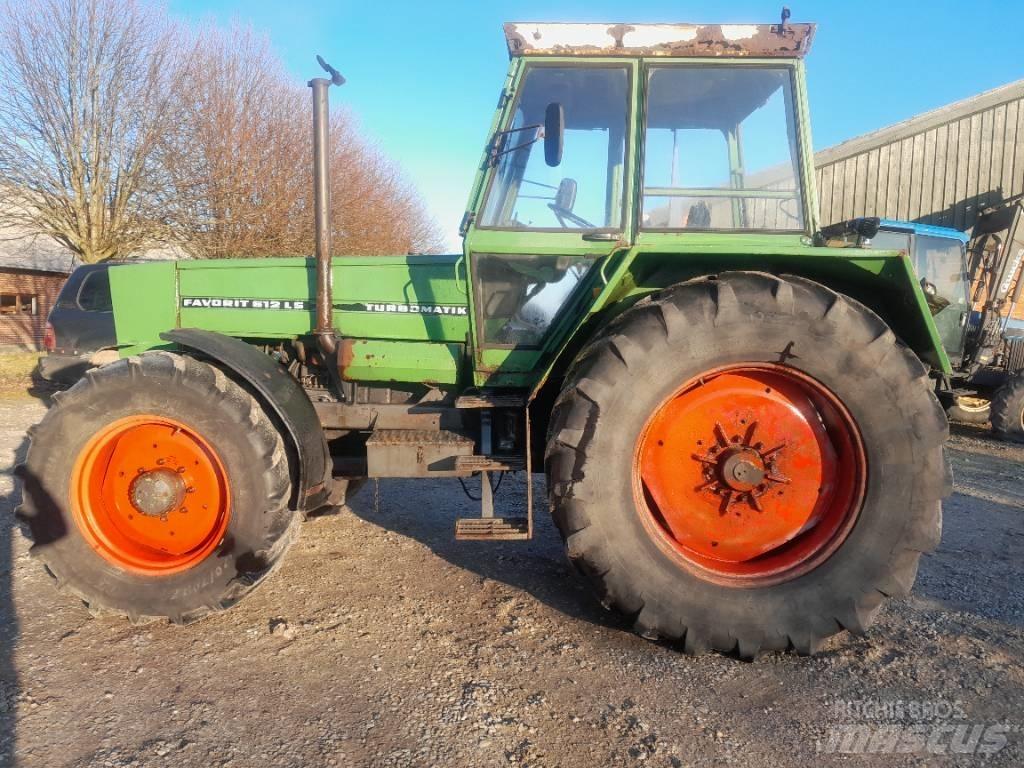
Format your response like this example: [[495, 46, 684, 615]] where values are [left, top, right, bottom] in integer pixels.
[[870, 230, 911, 253], [479, 66, 629, 231], [642, 66, 804, 231], [915, 235, 969, 354], [473, 253, 594, 347]]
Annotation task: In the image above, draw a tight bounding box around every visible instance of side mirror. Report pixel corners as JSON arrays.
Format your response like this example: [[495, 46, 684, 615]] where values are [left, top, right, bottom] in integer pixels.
[[854, 217, 881, 241], [554, 178, 577, 211], [544, 102, 564, 167]]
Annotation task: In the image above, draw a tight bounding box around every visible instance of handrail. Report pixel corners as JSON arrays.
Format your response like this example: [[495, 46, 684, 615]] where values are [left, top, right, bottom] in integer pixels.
[[643, 187, 799, 199]]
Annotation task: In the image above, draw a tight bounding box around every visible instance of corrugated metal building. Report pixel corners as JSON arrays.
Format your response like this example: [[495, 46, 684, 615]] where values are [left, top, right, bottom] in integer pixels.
[[815, 79, 1024, 230], [814, 78, 1024, 323]]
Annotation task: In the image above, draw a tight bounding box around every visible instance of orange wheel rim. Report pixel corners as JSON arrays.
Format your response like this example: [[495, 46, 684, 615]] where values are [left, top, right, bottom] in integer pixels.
[[70, 415, 231, 575], [634, 364, 866, 586]]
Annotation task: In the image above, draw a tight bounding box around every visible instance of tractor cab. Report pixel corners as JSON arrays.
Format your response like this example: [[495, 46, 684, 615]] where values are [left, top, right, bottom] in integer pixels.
[[867, 220, 971, 364], [461, 21, 817, 385], [851, 197, 1024, 375]]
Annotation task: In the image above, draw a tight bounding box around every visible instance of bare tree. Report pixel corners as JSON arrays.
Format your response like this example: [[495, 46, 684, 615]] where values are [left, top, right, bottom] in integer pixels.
[[0, 4, 441, 262], [0, 0, 191, 262], [176, 26, 444, 258]]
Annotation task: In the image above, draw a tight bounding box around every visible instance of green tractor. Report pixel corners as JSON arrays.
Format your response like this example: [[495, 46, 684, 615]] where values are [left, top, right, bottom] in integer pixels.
[[18, 19, 949, 657]]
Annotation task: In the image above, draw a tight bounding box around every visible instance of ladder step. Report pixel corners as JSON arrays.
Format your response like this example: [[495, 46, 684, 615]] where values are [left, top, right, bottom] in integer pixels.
[[365, 429, 474, 478], [453, 455, 526, 472], [455, 391, 527, 409], [455, 517, 530, 541]]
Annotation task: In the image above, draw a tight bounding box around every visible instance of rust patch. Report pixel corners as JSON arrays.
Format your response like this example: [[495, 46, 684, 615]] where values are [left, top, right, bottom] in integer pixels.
[[504, 22, 815, 59], [337, 337, 355, 382]]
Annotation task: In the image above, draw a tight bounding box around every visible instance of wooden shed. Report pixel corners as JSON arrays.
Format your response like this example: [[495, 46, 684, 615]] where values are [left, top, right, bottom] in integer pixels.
[[815, 78, 1024, 231], [815, 79, 1024, 326]]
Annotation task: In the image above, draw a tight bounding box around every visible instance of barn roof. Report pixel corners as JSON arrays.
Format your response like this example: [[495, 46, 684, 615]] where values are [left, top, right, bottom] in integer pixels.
[[816, 78, 1024, 167], [0, 231, 76, 275]]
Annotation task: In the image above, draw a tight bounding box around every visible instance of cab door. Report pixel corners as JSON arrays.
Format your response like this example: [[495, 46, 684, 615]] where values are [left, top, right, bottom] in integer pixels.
[[914, 234, 971, 364], [463, 59, 639, 388]]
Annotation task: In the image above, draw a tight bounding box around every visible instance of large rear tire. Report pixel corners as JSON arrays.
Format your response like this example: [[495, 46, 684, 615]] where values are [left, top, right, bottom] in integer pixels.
[[991, 371, 1024, 442], [545, 272, 949, 657], [16, 352, 297, 623]]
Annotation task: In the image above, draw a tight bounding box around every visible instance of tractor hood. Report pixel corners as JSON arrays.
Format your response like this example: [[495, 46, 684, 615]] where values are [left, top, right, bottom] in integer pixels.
[[108, 254, 470, 354]]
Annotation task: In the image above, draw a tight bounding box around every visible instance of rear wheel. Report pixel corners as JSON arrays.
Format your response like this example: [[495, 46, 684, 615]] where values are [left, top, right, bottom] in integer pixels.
[[545, 272, 949, 656], [991, 371, 1024, 442], [17, 352, 297, 623]]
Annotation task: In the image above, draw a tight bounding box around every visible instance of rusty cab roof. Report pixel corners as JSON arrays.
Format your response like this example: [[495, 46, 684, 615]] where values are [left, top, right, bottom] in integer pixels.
[[503, 22, 815, 60]]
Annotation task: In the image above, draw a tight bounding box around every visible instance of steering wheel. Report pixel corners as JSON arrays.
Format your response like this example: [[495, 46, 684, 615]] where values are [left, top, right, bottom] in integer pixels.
[[548, 203, 596, 229]]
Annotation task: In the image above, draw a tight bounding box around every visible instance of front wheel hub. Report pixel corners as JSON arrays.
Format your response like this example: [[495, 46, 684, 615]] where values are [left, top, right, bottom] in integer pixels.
[[635, 364, 866, 585], [129, 468, 187, 518], [70, 415, 231, 575]]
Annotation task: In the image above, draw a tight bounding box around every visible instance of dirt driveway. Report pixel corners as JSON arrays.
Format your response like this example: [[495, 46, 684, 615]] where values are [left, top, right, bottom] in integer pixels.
[[1, 396, 1022, 767]]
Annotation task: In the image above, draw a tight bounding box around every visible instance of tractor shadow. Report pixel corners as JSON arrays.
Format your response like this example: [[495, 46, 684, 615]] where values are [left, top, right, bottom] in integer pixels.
[[345, 473, 624, 633], [347, 459, 1024, 643], [0, 428, 70, 766], [0, 434, 29, 765]]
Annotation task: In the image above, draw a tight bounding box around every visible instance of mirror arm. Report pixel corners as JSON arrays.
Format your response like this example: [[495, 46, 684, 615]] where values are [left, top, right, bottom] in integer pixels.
[[488, 125, 542, 166]]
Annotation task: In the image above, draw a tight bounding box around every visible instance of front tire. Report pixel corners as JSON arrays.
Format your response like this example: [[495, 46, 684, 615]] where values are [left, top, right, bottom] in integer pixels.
[[17, 352, 298, 623], [545, 273, 949, 657], [946, 396, 991, 425]]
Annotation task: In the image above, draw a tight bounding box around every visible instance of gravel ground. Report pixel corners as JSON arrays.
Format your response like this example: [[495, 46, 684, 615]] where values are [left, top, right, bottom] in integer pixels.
[[1, 396, 1022, 767]]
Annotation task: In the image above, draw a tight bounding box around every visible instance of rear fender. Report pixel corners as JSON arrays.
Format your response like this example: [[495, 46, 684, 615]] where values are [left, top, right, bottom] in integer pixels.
[[583, 248, 950, 373], [160, 329, 331, 512], [529, 250, 950, 445]]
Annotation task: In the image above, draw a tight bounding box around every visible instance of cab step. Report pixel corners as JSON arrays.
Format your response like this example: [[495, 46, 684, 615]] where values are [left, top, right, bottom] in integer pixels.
[[365, 428, 474, 477], [454, 390, 527, 409], [454, 455, 526, 472], [455, 517, 530, 540]]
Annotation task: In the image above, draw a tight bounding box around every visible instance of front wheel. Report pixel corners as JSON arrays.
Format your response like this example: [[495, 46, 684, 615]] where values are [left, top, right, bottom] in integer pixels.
[[946, 396, 991, 425], [545, 273, 949, 657], [17, 352, 298, 623], [991, 371, 1024, 442]]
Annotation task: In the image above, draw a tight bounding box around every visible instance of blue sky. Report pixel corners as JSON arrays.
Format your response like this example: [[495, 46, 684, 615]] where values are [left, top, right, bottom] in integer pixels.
[[169, 1, 1024, 250]]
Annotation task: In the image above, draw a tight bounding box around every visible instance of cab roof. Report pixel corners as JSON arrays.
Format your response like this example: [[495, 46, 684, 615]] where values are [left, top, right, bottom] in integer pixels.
[[878, 219, 970, 243], [503, 22, 815, 59]]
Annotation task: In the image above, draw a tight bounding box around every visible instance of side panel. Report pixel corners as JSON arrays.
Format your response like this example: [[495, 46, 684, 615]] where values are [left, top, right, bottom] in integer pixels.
[[339, 338, 464, 385], [175, 256, 470, 343], [109, 255, 471, 386], [108, 261, 177, 354]]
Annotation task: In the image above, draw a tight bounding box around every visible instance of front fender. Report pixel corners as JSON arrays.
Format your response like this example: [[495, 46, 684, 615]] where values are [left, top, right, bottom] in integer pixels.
[[160, 328, 331, 512]]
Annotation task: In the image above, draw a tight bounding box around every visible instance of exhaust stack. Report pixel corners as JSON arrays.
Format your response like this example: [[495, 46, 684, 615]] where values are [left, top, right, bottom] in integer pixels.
[[309, 56, 346, 356]]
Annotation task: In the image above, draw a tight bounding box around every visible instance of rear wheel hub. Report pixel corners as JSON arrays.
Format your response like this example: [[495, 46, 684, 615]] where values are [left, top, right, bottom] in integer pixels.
[[635, 364, 866, 585]]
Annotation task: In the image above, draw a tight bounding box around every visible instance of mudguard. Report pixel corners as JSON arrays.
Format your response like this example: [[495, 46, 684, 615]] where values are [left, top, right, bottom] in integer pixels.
[[160, 328, 331, 511]]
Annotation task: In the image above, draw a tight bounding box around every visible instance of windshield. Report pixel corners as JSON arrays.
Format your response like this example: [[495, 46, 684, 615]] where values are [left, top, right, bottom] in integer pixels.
[[642, 66, 804, 231], [479, 66, 629, 231], [871, 230, 912, 253]]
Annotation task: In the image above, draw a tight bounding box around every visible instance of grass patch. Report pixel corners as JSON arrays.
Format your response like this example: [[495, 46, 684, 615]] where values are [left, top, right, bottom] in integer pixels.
[[0, 352, 41, 396]]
